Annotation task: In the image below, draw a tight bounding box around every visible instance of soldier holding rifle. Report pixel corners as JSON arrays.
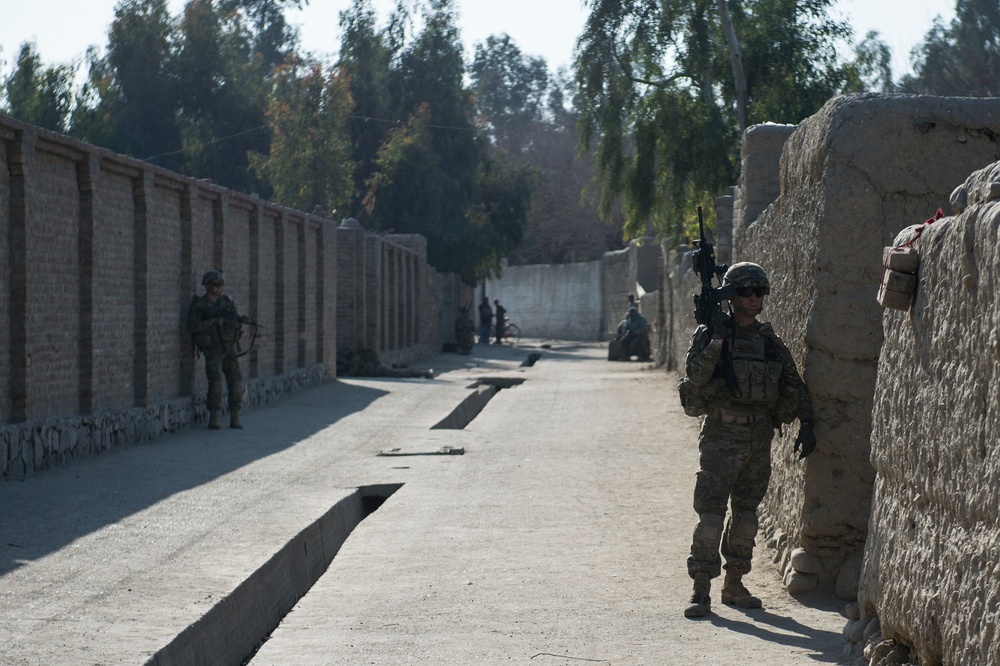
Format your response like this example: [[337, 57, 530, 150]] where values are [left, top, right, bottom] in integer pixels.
[[679, 209, 816, 618]]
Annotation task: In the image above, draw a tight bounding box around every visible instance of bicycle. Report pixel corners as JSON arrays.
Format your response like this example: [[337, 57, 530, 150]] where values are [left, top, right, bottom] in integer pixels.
[[489, 321, 521, 343]]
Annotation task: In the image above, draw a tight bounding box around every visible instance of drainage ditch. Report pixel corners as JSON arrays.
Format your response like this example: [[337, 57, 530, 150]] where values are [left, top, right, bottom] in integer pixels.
[[146, 483, 401, 666], [431, 376, 527, 430]]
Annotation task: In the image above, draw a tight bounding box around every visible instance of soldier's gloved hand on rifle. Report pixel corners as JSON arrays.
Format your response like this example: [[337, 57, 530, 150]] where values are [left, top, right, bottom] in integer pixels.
[[710, 310, 733, 340], [794, 420, 816, 459]]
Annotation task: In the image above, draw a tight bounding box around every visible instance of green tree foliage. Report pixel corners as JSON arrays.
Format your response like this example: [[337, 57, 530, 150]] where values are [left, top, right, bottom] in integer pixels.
[[852, 31, 896, 93], [250, 59, 356, 214], [357, 0, 537, 283], [338, 0, 399, 213], [470, 34, 549, 152], [575, 0, 857, 240], [901, 0, 1000, 96], [471, 38, 625, 264], [103, 0, 184, 170], [219, 0, 305, 71], [2, 42, 75, 132], [0, 0, 549, 283], [175, 0, 270, 193]]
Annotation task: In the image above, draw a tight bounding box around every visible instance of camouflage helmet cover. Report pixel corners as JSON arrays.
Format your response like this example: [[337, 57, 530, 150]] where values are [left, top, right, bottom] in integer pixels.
[[723, 262, 769, 290], [201, 269, 224, 286]]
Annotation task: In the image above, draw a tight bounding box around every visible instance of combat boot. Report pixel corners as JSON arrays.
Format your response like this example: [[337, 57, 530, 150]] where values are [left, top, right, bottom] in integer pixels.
[[721, 570, 762, 608], [683, 573, 712, 618], [229, 409, 243, 429], [208, 410, 221, 430]]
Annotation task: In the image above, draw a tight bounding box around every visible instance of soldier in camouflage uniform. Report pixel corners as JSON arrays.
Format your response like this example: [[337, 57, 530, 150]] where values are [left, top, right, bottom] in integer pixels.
[[681, 262, 816, 618], [189, 270, 244, 430]]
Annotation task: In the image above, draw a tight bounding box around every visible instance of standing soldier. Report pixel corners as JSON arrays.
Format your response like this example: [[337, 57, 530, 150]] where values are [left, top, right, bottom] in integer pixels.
[[680, 262, 816, 618], [478, 296, 493, 345], [189, 270, 245, 430]]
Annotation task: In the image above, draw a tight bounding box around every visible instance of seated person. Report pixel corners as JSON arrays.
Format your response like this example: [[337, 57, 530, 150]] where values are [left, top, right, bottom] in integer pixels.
[[616, 306, 651, 361]]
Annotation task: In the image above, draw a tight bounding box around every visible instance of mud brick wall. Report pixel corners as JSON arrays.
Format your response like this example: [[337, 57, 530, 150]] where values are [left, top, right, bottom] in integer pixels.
[[0, 115, 338, 477], [732, 123, 796, 247], [858, 161, 1000, 665], [337, 225, 452, 365], [737, 95, 1000, 598]]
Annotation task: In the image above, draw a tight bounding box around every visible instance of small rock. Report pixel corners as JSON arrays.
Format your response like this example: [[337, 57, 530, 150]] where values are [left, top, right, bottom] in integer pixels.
[[835, 554, 862, 600], [790, 547, 823, 574], [785, 571, 818, 595], [849, 618, 865, 644], [845, 601, 860, 621], [863, 616, 881, 641], [842, 619, 854, 640]]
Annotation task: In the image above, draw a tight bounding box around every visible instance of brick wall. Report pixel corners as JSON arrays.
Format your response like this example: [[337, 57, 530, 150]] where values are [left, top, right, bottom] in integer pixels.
[[336, 223, 453, 365], [0, 115, 340, 476]]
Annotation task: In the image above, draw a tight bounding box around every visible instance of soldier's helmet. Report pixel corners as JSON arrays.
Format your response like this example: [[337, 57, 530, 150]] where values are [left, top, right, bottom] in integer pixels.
[[201, 270, 224, 286], [723, 262, 770, 292]]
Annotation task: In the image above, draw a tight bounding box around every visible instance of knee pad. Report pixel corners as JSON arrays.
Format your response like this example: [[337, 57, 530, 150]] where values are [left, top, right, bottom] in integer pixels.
[[731, 511, 759, 541], [693, 470, 722, 514], [693, 513, 724, 549]]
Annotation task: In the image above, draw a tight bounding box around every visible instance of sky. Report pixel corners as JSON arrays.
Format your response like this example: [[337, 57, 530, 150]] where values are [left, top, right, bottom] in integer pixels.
[[0, 0, 957, 81]]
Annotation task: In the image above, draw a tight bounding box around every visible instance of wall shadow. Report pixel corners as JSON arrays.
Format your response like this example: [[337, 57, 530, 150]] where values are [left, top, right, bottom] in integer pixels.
[[0, 378, 390, 577]]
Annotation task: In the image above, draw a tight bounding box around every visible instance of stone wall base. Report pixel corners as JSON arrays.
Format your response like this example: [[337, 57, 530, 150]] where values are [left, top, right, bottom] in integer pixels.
[[2, 364, 329, 478]]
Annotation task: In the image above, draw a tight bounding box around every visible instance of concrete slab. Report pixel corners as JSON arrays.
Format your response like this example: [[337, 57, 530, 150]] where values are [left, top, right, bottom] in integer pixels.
[[0, 341, 848, 665]]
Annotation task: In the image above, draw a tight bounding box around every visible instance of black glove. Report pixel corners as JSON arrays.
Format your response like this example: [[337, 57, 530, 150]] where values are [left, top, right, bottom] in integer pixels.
[[794, 421, 816, 460], [710, 310, 733, 338]]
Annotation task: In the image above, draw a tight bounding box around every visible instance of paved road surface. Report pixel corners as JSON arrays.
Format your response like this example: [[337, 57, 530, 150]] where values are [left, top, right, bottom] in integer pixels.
[[0, 341, 847, 665]]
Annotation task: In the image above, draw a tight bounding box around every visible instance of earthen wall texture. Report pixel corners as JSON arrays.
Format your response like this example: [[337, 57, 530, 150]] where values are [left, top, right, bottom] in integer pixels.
[[0, 139, 10, 423], [738, 94, 1000, 596], [861, 161, 1000, 665]]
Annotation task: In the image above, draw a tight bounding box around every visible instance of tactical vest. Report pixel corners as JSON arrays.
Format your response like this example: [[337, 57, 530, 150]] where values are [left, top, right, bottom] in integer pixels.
[[729, 329, 782, 410], [678, 324, 788, 418]]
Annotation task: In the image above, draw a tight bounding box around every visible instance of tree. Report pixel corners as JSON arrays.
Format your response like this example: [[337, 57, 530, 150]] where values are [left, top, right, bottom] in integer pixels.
[[338, 0, 399, 215], [218, 0, 305, 72], [901, 0, 1000, 96], [575, 0, 857, 239], [250, 59, 356, 214], [2, 42, 75, 132], [471, 39, 624, 264], [852, 31, 896, 93], [470, 34, 549, 152], [174, 0, 270, 193], [354, 0, 538, 282], [104, 0, 183, 170]]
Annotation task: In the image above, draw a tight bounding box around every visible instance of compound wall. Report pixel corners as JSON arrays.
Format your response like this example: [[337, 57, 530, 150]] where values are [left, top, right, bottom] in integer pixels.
[[659, 95, 1000, 632], [0, 114, 449, 477], [858, 161, 1000, 665]]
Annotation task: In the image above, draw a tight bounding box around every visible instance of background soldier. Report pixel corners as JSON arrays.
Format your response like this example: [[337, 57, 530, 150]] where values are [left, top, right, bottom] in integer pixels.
[[478, 296, 493, 344], [189, 270, 244, 430], [680, 262, 816, 618]]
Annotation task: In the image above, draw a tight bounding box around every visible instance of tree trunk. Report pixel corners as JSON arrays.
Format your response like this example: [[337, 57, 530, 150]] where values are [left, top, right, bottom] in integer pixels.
[[716, 0, 747, 131]]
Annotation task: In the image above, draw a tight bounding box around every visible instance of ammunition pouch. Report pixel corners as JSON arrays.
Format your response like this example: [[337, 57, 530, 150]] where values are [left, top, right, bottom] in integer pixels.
[[678, 376, 727, 417]]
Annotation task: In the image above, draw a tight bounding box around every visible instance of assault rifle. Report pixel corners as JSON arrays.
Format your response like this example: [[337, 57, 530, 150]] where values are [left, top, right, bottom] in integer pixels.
[[691, 206, 740, 397], [221, 312, 264, 329], [219, 312, 263, 357], [692, 206, 734, 335]]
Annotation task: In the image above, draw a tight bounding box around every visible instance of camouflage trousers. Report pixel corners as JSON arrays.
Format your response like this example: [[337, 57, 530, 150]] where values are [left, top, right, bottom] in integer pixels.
[[203, 347, 243, 412], [687, 416, 774, 579]]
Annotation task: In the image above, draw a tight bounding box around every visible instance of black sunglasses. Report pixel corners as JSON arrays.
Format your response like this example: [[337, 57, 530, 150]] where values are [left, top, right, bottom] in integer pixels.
[[735, 286, 768, 298]]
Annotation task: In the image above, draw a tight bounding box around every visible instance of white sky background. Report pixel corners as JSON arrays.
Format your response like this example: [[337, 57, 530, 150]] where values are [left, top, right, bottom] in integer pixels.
[[0, 0, 957, 83]]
